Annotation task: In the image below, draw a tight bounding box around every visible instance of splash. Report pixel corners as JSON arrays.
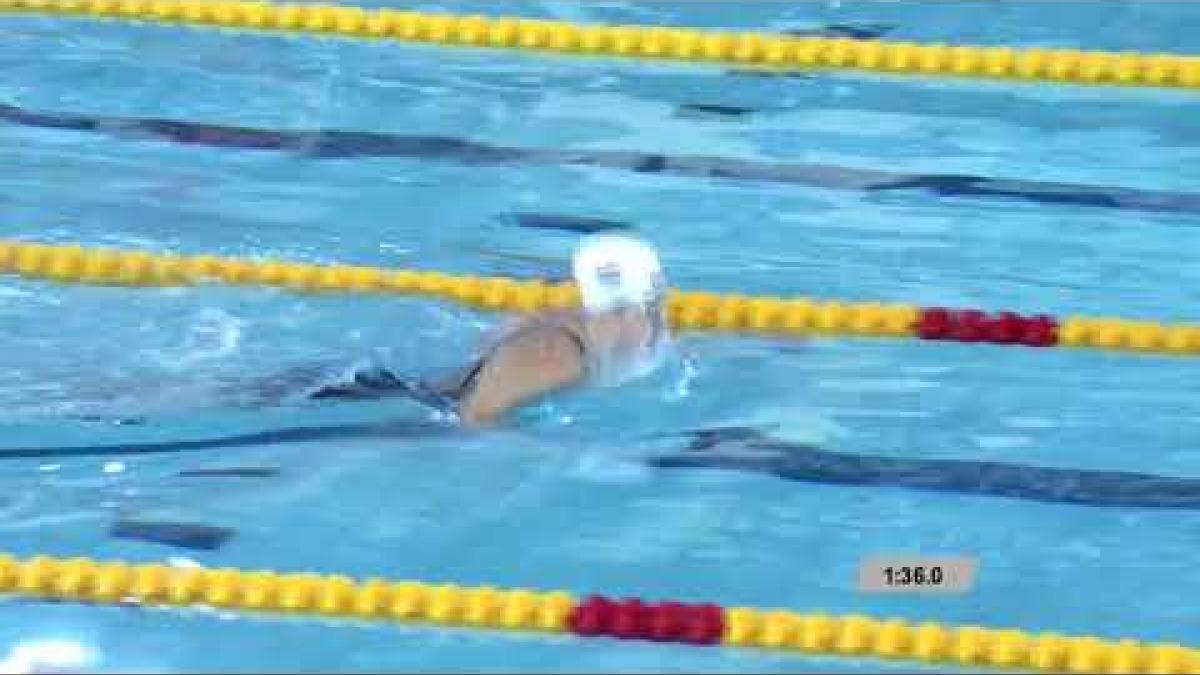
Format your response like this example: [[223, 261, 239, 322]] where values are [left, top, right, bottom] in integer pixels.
[[664, 351, 699, 402]]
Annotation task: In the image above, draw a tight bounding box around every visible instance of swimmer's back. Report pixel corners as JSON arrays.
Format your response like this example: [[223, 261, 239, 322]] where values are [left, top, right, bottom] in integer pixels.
[[456, 305, 666, 426], [455, 310, 590, 427]]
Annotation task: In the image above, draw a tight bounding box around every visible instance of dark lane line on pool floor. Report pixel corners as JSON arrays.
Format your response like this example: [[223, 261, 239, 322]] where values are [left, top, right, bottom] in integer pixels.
[[109, 517, 236, 551], [502, 212, 633, 234], [176, 466, 281, 478], [3, 419, 1199, 510], [0, 419, 453, 459], [3, 101, 1199, 217], [650, 427, 1200, 509]]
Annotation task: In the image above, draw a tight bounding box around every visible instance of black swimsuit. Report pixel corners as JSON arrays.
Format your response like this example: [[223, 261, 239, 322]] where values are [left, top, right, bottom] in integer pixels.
[[307, 362, 480, 413]]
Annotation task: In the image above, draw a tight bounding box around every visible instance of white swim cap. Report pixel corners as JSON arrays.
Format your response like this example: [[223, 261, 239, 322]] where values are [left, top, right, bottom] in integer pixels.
[[572, 234, 666, 313]]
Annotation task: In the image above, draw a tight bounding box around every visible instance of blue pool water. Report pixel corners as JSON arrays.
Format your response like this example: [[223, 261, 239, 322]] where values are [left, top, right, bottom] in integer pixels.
[[2, 0, 1200, 671]]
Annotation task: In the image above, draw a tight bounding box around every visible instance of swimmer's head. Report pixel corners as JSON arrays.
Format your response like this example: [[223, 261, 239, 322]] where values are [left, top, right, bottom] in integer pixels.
[[572, 234, 667, 314]]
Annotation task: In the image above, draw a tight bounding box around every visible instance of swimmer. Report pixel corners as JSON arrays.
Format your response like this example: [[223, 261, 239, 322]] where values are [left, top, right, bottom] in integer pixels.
[[309, 234, 673, 427]]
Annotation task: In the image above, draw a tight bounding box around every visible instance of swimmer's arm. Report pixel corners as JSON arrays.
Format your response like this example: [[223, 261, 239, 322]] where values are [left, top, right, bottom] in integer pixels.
[[456, 325, 586, 428]]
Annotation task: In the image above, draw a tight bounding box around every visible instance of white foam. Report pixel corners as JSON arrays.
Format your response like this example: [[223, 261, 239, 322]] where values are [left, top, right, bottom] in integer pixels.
[[736, 397, 848, 446], [974, 435, 1033, 451], [1005, 416, 1058, 430], [0, 639, 95, 675]]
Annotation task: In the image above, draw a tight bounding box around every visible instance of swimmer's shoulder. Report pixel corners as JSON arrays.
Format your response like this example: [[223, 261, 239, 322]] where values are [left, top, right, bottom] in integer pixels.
[[490, 308, 588, 347]]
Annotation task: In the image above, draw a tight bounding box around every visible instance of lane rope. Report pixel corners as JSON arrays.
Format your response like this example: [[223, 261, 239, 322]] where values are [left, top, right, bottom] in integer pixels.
[[2, 0, 1199, 90], [0, 239, 1198, 358], [4, 554, 1197, 673]]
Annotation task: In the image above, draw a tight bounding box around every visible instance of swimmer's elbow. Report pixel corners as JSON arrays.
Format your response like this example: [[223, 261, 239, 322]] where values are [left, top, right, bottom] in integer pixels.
[[457, 392, 516, 428], [458, 403, 500, 429]]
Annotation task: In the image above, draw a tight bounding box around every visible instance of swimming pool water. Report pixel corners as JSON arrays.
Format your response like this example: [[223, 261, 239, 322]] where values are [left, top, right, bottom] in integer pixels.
[[1, 0, 1199, 672]]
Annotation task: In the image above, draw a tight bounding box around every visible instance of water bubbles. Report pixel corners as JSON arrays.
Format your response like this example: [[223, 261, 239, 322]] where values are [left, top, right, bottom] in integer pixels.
[[151, 308, 244, 371], [184, 308, 243, 359]]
